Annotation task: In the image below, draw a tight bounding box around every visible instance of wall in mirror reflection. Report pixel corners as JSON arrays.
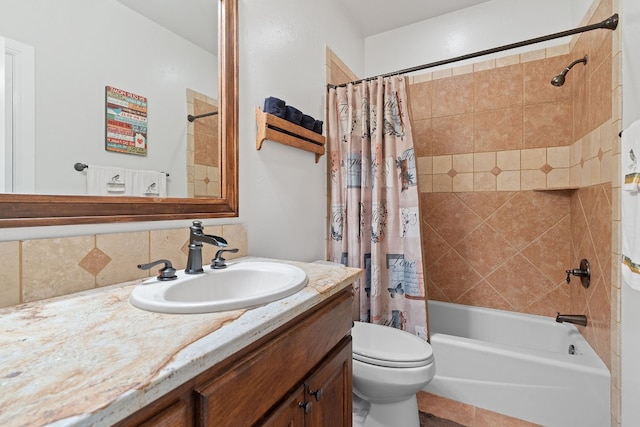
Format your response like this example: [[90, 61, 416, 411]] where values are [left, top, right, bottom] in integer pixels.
[[0, 0, 218, 197]]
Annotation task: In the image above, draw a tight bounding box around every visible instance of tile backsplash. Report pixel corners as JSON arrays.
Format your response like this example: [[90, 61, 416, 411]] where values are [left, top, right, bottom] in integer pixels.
[[0, 223, 247, 308]]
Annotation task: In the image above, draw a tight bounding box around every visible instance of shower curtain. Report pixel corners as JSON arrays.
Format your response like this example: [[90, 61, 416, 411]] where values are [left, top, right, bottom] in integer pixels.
[[327, 76, 428, 339]]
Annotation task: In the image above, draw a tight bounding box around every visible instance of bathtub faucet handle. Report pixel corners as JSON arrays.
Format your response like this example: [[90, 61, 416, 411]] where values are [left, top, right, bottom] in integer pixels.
[[565, 259, 591, 288], [565, 268, 588, 282], [564, 269, 573, 283]]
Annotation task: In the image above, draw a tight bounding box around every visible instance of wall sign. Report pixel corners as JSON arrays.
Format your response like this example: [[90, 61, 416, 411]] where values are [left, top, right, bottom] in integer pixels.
[[105, 86, 148, 155]]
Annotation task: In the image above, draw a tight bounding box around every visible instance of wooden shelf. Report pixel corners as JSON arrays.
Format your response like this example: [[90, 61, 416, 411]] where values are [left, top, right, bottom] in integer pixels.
[[256, 106, 326, 163]]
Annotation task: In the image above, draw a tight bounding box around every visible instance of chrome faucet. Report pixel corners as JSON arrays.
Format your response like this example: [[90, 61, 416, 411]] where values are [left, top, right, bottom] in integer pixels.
[[185, 221, 228, 274], [556, 313, 588, 327]]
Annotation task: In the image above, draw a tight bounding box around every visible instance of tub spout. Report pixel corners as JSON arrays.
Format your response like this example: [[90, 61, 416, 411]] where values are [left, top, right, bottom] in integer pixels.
[[556, 313, 588, 327]]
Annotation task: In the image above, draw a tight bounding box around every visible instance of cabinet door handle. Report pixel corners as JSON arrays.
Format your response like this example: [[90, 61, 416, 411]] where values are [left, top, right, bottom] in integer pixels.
[[299, 401, 312, 414], [310, 388, 323, 401]]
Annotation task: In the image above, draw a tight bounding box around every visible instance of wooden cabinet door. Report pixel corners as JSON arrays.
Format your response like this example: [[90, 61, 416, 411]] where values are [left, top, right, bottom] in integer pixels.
[[137, 400, 190, 427], [261, 337, 352, 427], [259, 385, 306, 427], [304, 337, 352, 427]]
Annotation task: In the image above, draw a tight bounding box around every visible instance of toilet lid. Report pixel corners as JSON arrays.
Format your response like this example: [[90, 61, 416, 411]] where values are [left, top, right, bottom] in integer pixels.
[[352, 321, 434, 368]]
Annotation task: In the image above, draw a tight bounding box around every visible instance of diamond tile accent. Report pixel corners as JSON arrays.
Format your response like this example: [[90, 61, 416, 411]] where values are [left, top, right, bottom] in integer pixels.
[[181, 240, 191, 256], [487, 191, 568, 250], [521, 217, 570, 284], [430, 250, 482, 301], [540, 163, 553, 174], [455, 281, 513, 311], [447, 168, 458, 178], [454, 223, 516, 276], [79, 248, 112, 276], [598, 148, 604, 161], [491, 166, 502, 176], [486, 255, 554, 310], [426, 194, 483, 246]]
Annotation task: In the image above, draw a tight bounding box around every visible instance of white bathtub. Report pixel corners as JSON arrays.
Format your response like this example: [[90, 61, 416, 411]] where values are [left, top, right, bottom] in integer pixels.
[[424, 301, 610, 427]]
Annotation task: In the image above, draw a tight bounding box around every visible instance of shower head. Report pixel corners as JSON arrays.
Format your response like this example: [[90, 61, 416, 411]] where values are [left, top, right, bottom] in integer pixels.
[[551, 55, 588, 87]]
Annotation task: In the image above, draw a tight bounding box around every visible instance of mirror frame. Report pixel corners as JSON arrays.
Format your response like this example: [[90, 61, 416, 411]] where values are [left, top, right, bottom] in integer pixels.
[[0, 0, 238, 228]]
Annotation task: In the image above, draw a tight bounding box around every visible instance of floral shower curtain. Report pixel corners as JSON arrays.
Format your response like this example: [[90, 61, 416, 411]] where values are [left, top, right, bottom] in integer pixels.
[[328, 76, 428, 339]]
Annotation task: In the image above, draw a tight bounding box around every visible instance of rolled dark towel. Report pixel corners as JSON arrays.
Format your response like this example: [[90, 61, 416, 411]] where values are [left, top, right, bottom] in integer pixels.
[[313, 120, 323, 135], [264, 96, 286, 118], [285, 105, 303, 125], [300, 114, 315, 130]]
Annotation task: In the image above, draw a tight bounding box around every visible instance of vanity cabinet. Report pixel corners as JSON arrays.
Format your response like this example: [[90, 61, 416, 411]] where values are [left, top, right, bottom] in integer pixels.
[[259, 338, 351, 426], [117, 288, 353, 427]]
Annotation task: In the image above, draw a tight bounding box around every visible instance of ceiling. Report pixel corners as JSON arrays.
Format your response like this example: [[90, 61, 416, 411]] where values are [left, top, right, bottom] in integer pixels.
[[113, 0, 493, 55], [337, 0, 492, 37], [114, 0, 218, 55]]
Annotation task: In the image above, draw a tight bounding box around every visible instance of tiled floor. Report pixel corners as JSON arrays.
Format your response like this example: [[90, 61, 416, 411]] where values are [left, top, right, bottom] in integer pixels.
[[420, 411, 465, 427]]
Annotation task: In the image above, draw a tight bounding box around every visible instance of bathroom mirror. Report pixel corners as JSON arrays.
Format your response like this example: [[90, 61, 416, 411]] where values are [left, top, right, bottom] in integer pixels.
[[0, 0, 238, 227]]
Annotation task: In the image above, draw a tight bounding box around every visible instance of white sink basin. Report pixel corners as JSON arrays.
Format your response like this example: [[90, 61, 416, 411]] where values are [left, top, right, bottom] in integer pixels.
[[129, 261, 308, 314]]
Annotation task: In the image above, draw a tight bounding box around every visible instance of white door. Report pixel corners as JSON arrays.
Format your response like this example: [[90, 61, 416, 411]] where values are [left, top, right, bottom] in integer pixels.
[[1, 36, 35, 193], [1, 37, 7, 191]]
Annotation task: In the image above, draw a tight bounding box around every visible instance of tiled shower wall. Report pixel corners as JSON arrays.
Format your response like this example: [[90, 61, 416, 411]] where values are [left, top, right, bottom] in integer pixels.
[[412, 0, 620, 423], [187, 89, 220, 198], [324, 0, 620, 423], [0, 224, 247, 308]]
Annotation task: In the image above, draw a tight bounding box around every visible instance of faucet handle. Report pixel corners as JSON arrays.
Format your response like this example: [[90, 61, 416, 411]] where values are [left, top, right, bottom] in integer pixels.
[[564, 259, 591, 288], [565, 269, 573, 283], [211, 248, 239, 269], [138, 259, 178, 281]]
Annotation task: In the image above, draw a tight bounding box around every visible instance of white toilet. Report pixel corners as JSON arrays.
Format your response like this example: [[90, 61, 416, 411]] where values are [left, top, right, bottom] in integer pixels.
[[351, 321, 435, 427]]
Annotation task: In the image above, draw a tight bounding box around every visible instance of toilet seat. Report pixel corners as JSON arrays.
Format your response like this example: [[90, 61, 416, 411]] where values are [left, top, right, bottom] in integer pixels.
[[352, 321, 434, 368]]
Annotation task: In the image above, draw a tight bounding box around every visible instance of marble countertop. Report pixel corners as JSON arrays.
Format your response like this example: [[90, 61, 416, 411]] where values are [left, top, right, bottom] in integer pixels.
[[0, 258, 362, 427]]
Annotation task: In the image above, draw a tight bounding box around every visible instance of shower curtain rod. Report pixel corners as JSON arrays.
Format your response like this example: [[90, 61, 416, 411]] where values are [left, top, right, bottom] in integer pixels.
[[327, 13, 618, 89], [187, 111, 218, 122]]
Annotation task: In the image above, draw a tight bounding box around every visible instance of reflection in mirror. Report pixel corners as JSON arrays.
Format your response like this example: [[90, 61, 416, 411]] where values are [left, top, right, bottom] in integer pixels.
[[1, 0, 219, 198], [187, 89, 220, 198], [0, 0, 238, 226]]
